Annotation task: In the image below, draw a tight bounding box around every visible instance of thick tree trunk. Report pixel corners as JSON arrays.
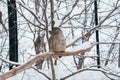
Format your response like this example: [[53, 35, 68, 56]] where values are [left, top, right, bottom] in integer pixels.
[[7, 0, 18, 70]]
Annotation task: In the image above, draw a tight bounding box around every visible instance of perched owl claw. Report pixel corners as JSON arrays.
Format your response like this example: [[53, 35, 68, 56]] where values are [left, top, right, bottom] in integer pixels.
[[53, 55, 59, 65], [50, 54, 58, 65]]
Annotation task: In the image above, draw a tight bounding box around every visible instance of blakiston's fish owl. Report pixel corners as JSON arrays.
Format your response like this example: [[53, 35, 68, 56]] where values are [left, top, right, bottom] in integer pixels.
[[49, 27, 66, 65]]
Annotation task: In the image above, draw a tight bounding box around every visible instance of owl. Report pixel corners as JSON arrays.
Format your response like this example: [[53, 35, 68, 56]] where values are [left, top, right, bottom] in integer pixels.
[[49, 27, 66, 64]]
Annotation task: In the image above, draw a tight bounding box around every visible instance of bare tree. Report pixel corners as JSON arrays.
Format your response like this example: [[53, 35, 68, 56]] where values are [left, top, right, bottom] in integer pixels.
[[0, 0, 120, 80]]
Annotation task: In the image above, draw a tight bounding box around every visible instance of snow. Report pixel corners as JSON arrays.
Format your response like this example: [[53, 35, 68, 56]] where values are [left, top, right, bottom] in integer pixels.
[[67, 71, 109, 80], [7, 69, 47, 80], [6, 69, 119, 80], [0, 0, 120, 80]]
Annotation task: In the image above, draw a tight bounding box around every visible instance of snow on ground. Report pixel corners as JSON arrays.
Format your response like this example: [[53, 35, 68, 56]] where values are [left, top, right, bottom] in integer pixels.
[[6, 56, 115, 80], [1, 0, 120, 80]]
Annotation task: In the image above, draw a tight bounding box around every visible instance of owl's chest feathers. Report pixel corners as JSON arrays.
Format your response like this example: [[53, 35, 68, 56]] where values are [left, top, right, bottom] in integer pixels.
[[51, 33, 66, 52], [52, 33, 65, 44]]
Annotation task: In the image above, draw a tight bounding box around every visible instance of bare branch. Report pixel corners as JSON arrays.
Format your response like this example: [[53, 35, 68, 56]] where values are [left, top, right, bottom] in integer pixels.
[[66, 5, 120, 48], [0, 56, 21, 65], [17, 2, 45, 27], [0, 11, 7, 33], [0, 42, 96, 80], [60, 68, 120, 80], [32, 66, 51, 80]]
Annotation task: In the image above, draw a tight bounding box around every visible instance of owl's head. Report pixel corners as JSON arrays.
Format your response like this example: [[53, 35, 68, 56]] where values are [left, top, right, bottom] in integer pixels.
[[49, 27, 62, 35]]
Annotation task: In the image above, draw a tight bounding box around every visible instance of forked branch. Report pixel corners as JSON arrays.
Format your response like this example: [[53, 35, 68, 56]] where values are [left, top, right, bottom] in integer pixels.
[[0, 42, 97, 80]]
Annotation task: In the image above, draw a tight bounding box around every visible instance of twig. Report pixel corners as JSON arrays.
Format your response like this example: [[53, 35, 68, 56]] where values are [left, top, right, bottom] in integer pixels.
[[32, 66, 51, 80], [60, 68, 120, 80], [0, 56, 21, 65], [17, 2, 45, 27], [0, 42, 96, 80], [66, 5, 120, 48]]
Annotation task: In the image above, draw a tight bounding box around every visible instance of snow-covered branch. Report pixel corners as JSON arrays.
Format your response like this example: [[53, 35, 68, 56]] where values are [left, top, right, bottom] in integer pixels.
[[61, 68, 120, 80], [0, 42, 96, 80], [0, 56, 21, 66], [66, 5, 120, 48]]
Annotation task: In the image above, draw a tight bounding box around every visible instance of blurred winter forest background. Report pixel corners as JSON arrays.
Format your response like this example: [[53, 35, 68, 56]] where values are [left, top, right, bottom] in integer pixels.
[[0, 0, 120, 80]]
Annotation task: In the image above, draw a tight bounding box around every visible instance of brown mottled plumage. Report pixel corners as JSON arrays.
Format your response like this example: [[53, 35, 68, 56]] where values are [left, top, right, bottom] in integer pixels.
[[49, 27, 66, 65]]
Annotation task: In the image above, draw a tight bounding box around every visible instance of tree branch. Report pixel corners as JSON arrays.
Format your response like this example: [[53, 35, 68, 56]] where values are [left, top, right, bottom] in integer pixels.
[[60, 68, 120, 80], [0, 42, 96, 80], [66, 5, 120, 48]]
